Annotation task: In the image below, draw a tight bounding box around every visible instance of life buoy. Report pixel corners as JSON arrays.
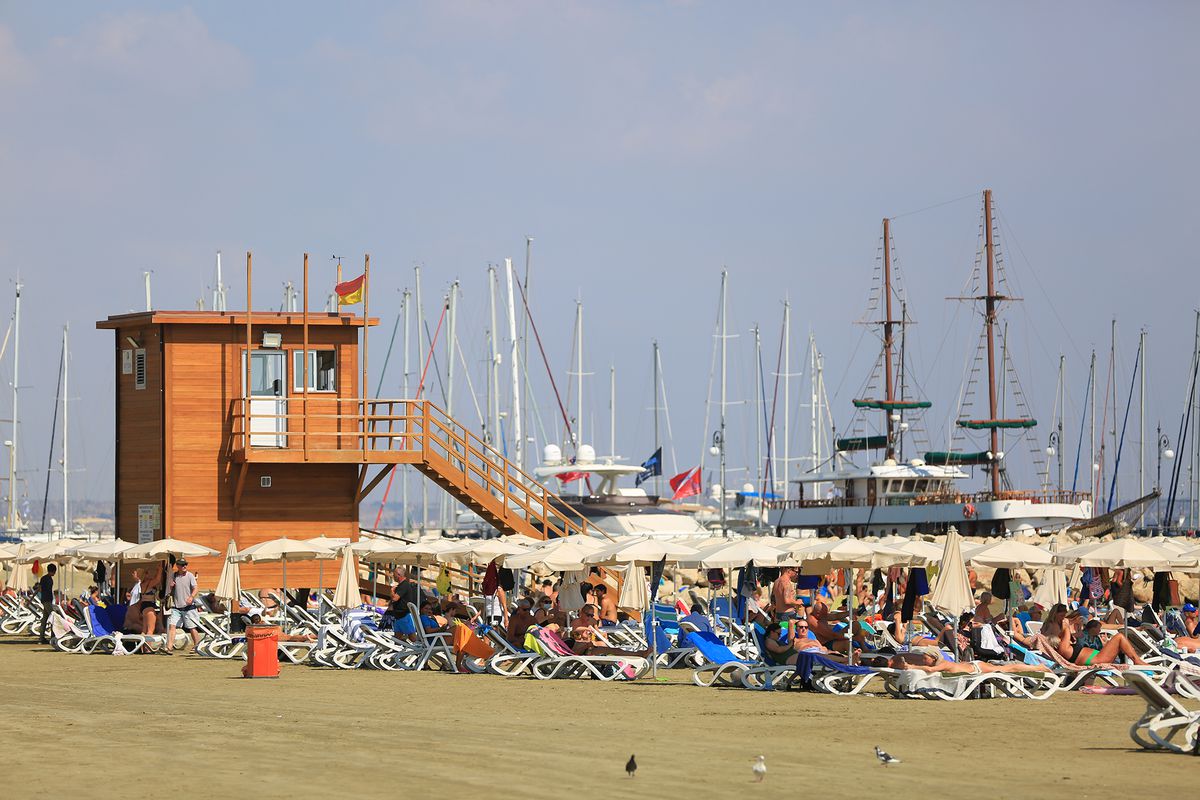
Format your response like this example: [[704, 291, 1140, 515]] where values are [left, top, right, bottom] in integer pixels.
[[962, 503, 976, 518]]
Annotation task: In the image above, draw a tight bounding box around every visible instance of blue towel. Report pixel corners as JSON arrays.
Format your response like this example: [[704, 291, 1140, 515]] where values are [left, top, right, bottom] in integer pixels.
[[793, 651, 876, 682]]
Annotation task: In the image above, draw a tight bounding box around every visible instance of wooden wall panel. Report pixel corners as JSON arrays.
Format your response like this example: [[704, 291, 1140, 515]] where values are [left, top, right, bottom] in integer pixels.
[[113, 323, 163, 545]]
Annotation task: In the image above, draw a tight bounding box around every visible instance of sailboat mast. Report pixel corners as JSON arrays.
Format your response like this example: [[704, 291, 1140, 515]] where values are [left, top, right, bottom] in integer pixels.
[[982, 190, 1001, 496], [8, 283, 19, 531], [653, 340, 661, 497], [415, 265, 428, 531], [1089, 349, 1097, 500], [62, 324, 68, 538], [505, 258, 523, 477], [1057, 355, 1066, 492], [754, 324, 763, 496], [783, 300, 791, 491], [882, 218, 897, 460], [574, 299, 584, 449], [719, 268, 728, 532], [401, 288, 410, 531], [609, 365, 615, 457], [488, 266, 501, 447], [443, 281, 458, 530], [1139, 329, 1146, 499]]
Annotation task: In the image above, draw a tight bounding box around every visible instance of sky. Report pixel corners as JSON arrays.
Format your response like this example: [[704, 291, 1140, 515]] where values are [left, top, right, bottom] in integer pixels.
[[1, 1, 1198, 525]]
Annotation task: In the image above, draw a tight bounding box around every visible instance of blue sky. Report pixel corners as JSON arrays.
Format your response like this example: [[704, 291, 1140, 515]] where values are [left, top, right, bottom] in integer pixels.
[[1, 2, 1198, 520]]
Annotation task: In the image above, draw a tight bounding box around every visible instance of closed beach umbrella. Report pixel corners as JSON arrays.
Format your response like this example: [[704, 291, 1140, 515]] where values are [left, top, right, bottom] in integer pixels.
[[213, 540, 242, 603], [332, 545, 362, 609], [303, 535, 349, 605], [929, 527, 973, 617], [616, 563, 648, 611], [3, 543, 32, 592], [1032, 536, 1069, 609]]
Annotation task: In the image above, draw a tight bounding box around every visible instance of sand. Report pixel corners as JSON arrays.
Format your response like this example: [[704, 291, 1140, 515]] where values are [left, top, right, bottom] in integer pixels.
[[1, 636, 1196, 799]]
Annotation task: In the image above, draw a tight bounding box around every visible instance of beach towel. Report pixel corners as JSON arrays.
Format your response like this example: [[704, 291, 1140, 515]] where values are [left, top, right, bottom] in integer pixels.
[[452, 622, 494, 659], [481, 561, 499, 596]]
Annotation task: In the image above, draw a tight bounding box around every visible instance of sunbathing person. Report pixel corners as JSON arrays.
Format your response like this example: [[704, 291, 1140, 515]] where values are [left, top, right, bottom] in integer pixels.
[[883, 648, 1050, 674], [419, 600, 450, 634], [1051, 615, 1148, 666], [887, 616, 939, 648], [808, 599, 859, 654], [593, 584, 619, 626], [567, 605, 649, 657], [762, 621, 848, 665], [506, 598, 537, 647]]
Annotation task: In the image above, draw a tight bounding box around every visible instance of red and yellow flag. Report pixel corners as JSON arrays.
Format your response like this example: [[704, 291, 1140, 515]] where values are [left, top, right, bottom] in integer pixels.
[[335, 273, 366, 305]]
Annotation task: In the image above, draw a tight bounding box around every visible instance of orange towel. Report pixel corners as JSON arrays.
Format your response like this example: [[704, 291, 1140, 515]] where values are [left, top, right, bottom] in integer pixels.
[[452, 623, 495, 659]]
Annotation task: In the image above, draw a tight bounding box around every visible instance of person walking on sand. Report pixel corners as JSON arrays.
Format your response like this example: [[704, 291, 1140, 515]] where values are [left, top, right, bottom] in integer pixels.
[[165, 558, 203, 654], [37, 564, 58, 644]]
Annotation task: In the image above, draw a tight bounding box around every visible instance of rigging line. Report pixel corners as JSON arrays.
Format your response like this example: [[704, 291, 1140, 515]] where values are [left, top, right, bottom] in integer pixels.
[[513, 274, 576, 448], [698, 286, 721, 475], [1107, 342, 1141, 512], [656, 348, 680, 479], [1165, 332, 1200, 524], [453, 335, 486, 428], [373, 299, 449, 528], [422, 317, 448, 405], [888, 191, 980, 221], [1071, 361, 1091, 494], [764, 309, 786, 496], [995, 209, 1087, 365], [40, 341, 64, 533]]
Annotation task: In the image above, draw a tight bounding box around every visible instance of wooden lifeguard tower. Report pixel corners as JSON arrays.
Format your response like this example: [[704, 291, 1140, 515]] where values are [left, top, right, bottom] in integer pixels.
[[97, 254, 592, 589]]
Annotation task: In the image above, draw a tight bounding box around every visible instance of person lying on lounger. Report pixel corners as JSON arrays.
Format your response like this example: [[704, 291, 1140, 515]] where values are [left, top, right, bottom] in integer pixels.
[[566, 605, 650, 658], [880, 648, 1050, 674]]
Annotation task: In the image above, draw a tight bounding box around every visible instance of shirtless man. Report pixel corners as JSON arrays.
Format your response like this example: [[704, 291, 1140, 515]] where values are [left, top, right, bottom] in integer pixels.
[[974, 591, 995, 624], [808, 599, 856, 654], [568, 605, 649, 657], [772, 567, 806, 620], [594, 584, 619, 626]]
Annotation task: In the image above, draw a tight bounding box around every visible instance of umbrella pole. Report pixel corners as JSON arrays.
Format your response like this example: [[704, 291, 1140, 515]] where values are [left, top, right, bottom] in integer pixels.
[[847, 567, 855, 666], [282, 559, 288, 634]]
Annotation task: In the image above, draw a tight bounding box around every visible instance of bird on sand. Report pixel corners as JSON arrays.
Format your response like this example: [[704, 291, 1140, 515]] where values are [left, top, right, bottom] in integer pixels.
[[752, 755, 767, 782], [626, 755, 637, 777], [875, 746, 901, 766]]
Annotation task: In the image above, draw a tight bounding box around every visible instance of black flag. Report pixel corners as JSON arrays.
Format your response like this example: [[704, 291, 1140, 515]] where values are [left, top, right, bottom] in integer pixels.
[[636, 447, 662, 487]]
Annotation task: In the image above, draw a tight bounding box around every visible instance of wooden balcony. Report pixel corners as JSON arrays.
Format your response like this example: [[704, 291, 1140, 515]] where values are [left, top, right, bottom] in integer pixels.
[[230, 398, 597, 541]]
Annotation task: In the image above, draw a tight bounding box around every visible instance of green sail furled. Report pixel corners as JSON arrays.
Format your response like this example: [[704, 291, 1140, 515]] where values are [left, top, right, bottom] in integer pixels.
[[852, 399, 933, 411], [923, 451, 992, 466], [956, 418, 1037, 430], [835, 435, 888, 452]]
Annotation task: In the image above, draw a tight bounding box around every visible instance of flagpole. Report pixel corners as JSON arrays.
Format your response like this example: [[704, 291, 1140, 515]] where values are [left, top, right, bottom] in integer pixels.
[[362, 254, 370, 461], [245, 251, 252, 455]]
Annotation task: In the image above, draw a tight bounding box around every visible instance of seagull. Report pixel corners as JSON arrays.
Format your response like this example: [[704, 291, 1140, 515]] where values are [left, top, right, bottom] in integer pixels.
[[626, 755, 637, 778], [752, 755, 767, 782], [875, 746, 901, 767]]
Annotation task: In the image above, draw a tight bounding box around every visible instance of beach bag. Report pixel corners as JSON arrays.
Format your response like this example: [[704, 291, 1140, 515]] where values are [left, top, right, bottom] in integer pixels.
[[436, 566, 452, 596], [481, 561, 499, 597]]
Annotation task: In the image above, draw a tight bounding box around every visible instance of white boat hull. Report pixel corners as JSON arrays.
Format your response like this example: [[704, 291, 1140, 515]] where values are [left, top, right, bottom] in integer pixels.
[[769, 498, 1092, 536]]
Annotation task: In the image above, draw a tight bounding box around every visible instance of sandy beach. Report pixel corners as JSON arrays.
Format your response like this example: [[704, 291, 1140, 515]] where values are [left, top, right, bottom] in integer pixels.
[[1, 636, 1195, 799]]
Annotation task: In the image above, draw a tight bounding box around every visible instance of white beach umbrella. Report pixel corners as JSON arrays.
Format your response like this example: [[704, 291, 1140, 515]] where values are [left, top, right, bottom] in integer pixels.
[[779, 538, 914, 572], [332, 545, 362, 609], [929, 527, 974, 617], [584, 536, 700, 566], [1141, 536, 1192, 553], [1055, 538, 1177, 569], [67, 540, 136, 560], [351, 538, 412, 562], [235, 538, 337, 629], [213, 540, 242, 603], [891, 539, 946, 563], [436, 536, 535, 567], [124, 538, 220, 561], [682, 539, 787, 569], [17, 539, 81, 563], [0, 543, 18, 562], [966, 540, 1056, 570], [503, 537, 605, 571]]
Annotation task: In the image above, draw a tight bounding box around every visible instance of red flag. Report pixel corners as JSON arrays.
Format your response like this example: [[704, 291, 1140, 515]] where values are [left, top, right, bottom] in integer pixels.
[[31, 558, 41, 576], [557, 471, 587, 484], [335, 273, 366, 305], [669, 467, 702, 500]]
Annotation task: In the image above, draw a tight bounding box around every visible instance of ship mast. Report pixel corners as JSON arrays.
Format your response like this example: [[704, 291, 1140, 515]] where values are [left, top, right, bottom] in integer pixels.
[[983, 189, 1002, 496], [882, 217, 897, 460]]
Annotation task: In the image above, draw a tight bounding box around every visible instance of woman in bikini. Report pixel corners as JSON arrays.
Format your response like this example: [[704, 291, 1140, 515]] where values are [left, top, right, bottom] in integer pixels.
[[568, 605, 649, 657], [1057, 614, 1148, 666]]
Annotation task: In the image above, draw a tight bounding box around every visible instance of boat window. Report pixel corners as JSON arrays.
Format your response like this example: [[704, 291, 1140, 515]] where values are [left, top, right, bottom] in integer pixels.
[[902, 479, 916, 493], [293, 350, 337, 392]]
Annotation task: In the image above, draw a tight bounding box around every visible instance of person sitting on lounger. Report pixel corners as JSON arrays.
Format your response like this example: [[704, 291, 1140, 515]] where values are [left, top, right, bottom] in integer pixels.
[[974, 591, 995, 623], [679, 604, 714, 635], [1052, 614, 1149, 666], [87, 585, 107, 609], [419, 600, 449, 634], [808, 599, 858, 654], [594, 584, 619, 626], [506, 598, 536, 648], [762, 621, 845, 666], [567, 605, 649, 658]]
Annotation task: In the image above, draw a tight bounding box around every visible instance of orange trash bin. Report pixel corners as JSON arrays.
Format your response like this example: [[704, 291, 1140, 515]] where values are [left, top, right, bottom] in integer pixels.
[[242, 625, 280, 678]]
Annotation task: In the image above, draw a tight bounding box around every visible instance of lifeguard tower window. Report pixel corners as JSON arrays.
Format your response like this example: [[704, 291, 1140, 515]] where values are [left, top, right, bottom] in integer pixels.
[[293, 349, 336, 392], [134, 349, 146, 389]]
